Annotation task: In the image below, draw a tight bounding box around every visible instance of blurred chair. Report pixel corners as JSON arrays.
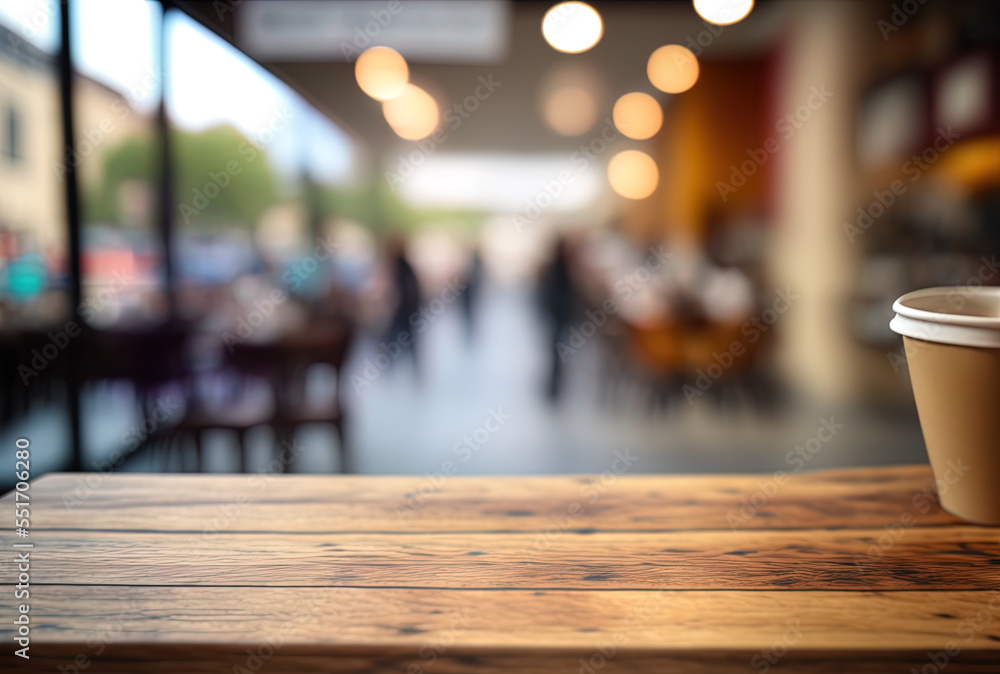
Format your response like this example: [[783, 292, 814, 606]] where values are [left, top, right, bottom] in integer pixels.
[[0, 328, 63, 424], [621, 318, 686, 412], [619, 317, 775, 414], [80, 323, 192, 415], [165, 319, 353, 473], [269, 322, 353, 468]]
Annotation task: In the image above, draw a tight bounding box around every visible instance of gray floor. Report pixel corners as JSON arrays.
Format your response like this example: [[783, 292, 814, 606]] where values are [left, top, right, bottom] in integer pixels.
[[1, 282, 929, 486]]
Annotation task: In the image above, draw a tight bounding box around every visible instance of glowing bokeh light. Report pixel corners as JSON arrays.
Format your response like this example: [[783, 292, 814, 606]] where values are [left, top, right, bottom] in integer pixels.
[[647, 45, 699, 94], [612, 92, 663, 140], [693, 0, 754, 26], [543, 86, 598, 136], [355, 46, 409, 101], [608, 150, 659, 199], [542, 2, 603, 54], [383, 83, 439, 140]]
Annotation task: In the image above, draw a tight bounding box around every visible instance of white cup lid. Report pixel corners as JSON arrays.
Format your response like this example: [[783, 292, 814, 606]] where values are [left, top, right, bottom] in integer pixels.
[[890, 286, 1000, 348]]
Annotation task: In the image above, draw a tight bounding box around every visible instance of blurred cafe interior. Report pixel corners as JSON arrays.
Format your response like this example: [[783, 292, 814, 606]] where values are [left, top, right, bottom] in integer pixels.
[[2, 0, 999, 486]]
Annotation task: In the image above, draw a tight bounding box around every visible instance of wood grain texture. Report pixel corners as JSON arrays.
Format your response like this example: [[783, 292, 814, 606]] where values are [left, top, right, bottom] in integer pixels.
[[2, 465, 959, 532], [2, 466, 999, 672], [2, 527, 998, 590], [3, 587, 1000, 672]]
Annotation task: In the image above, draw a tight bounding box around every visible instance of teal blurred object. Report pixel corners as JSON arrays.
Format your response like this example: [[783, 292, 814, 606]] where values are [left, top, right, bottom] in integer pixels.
[[4, 253, 47, 300]]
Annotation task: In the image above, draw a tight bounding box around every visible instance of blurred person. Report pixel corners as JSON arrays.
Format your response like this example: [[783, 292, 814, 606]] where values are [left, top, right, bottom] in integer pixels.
[[695, 255, 755, 325], [661, 221, 755, 327], [699, 217, 757, 325], [385, 237, 422, 377], [693, 217, 772, 411], [460, 246, 483, 345], [539, 236, 578, 403]]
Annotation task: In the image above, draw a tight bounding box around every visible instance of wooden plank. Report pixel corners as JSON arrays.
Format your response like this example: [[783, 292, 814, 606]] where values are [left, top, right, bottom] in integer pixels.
[[3, 527, 998, 590], [2, 467, 992, 671], [1, 466, 957, 533], [1, 586, 999, 672], [6, 646, 1000, 674]]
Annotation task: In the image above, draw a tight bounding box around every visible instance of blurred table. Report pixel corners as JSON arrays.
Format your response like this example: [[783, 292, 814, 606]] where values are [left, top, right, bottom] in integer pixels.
[[225, 323, 350, 404], [172, 323, 351, 471], [2, 466, 999, 672]]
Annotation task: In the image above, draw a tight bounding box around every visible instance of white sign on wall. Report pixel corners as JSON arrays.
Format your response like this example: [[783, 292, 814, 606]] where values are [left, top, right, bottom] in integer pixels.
[[237, 1, 510, 63]]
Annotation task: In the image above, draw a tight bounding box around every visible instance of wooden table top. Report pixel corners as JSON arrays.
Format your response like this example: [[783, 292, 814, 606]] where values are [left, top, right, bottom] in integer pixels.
[[2, 465, 999, 672]]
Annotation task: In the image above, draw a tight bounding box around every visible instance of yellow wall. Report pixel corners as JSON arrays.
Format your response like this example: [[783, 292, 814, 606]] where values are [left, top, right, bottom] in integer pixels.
[[654, 58, 772, 244], [0, 56, 64, 251], [0, 53, 148, 254]]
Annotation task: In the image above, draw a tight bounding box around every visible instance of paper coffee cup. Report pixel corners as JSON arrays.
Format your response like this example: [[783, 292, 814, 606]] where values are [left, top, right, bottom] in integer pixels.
[[890, 286, 1000, 525]]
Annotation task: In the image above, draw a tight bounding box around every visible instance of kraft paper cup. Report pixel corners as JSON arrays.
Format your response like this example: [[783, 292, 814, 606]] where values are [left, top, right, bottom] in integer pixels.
[[890, 287, 1000, 525]]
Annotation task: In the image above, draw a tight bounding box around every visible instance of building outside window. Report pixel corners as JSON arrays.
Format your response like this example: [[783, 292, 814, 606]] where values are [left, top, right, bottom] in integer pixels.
[[4, 102, 21, 162]]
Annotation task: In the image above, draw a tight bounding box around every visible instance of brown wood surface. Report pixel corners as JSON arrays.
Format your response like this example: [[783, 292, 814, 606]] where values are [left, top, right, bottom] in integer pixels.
[[3, 527, 999, 590], [9, 465, 960, 531], [2, 466, 1000, 672]]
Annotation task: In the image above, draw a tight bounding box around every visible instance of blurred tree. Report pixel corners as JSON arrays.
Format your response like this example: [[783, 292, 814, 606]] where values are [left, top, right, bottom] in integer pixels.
[[86, 126, 281, 228], [173, 126, 280, 227], [88, 126, 488, 233], [85, 135, 153, 225]]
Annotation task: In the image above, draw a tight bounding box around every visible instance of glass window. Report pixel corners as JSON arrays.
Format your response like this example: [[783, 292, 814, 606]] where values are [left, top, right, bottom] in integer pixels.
[[165, 11, 355, 315], [71, 0, 163, 327], [0, 0, 66, 317]]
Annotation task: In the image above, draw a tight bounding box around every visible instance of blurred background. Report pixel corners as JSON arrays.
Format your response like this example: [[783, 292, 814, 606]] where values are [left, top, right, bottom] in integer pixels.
[[2, 0, 998, 487]]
